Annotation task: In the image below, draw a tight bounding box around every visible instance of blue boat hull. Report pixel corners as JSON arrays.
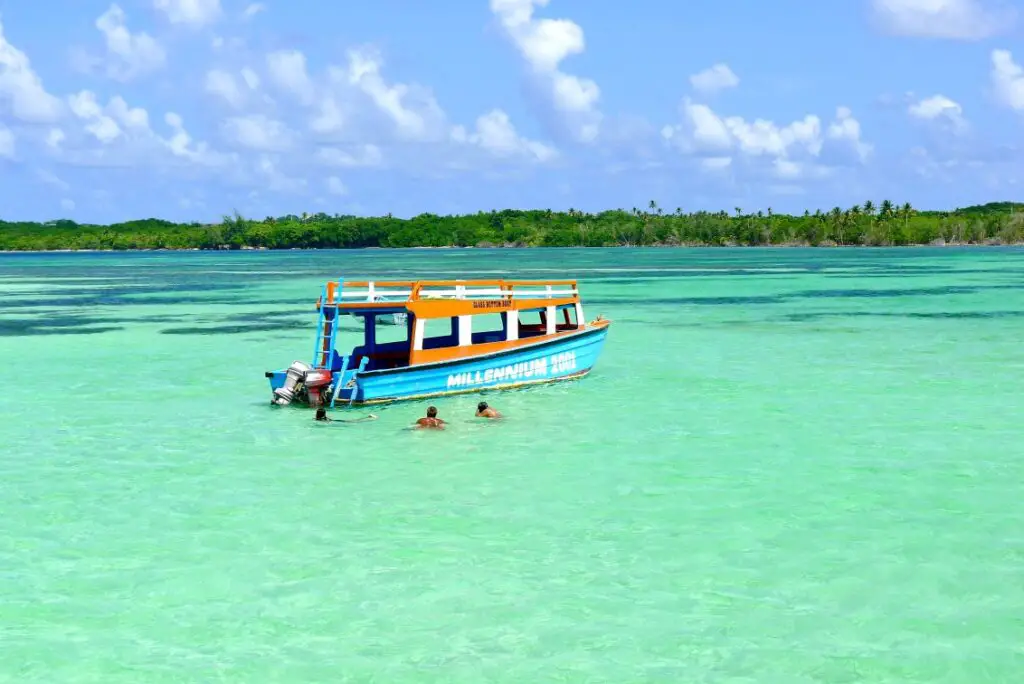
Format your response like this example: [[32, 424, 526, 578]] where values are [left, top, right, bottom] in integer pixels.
[[267, 325, 609, 406], [351, 325, 608, 404]]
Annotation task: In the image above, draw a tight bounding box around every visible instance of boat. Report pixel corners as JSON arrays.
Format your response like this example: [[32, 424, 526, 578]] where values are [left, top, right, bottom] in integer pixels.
[[266, 278, 611, 407]]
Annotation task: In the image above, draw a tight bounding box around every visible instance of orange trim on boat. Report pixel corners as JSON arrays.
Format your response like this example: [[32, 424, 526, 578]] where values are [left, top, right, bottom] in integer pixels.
[[404, 296, 578, 319]]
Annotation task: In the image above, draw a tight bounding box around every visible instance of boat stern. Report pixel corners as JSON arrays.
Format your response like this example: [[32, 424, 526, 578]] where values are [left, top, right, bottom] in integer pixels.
[[266, 361, 333, 406]]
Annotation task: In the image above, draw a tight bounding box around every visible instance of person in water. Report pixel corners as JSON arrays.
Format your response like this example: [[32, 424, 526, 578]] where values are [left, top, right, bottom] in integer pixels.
[[315, 406, 331, 422], [475, 401, 501, 418], [415, 406, 445, 429]]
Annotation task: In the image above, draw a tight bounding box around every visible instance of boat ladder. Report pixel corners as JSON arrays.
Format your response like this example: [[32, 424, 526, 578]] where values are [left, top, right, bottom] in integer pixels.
[[330, 356, 369, 408], [312, 283, 341, 369]]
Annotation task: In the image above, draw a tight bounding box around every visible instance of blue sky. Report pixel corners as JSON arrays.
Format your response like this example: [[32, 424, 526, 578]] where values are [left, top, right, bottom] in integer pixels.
[[1, 0, 1022, 223]]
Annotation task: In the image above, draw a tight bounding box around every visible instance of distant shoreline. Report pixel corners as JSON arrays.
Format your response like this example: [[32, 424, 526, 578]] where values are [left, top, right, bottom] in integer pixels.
[[3, 202, 1023, 250], [2, 241, 1023, 254]]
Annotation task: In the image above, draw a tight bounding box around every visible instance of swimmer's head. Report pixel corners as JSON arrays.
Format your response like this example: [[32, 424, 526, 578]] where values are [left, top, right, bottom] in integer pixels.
[[427, 406, 437, 418], [478, 402, 488, 412]]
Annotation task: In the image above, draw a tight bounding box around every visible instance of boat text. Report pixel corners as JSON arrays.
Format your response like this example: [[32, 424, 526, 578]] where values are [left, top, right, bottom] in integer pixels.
[[472, 300, 511, 309], [446, 351, 577, 389]]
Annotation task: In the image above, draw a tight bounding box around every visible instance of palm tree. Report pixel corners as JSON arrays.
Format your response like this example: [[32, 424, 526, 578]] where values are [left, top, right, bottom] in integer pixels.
[[900, 201, 915, 229], [879, 199, 894, 220], [863, 200, 875, 218]]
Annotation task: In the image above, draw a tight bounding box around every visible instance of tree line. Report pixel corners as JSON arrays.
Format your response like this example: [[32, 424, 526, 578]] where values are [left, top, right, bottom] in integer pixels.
[[1, 201, 1023, 251]]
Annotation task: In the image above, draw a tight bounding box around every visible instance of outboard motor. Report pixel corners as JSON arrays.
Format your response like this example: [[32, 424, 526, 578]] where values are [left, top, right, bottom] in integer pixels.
[[302, 369, 334, 407], [272, 361, 313, 405]]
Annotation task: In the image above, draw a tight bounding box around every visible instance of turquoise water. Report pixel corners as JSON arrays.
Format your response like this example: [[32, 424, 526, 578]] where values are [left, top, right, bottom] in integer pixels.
[[1, 247, 1023, 682]]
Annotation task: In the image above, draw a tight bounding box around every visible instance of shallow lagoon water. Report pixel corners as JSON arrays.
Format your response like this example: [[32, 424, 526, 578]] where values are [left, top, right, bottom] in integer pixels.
[[1, 247, 1023, 682]]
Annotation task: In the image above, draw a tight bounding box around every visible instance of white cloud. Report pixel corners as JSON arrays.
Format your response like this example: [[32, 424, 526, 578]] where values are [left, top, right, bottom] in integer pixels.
[[256, 154, 305, 192], [0, 18, 63, 122], [490, 0, 601, 142], [0, 124, 13, 158], [60, 198, 75, 211], [773, 158, 803, 179], [315, 144, 383, 167], [991, 49, 1024, 111], [205, 69, 243, 107], [690, 63, 739, 94], [95, 5, 166, 81], [243, 3, 265, 19], [266, 50, 315, 103], [663, 101, 871, 178], [222, 114, 292, 151], [826, 107, 873, 161], [67, 91, 150, 145], [153, 0, 222, 27], [240, 67, 259, 90], [701, 156, 731, 171], [344, 48, 446, 141], [870, 0, 1012, 40], [68, 90, 124, 143], [326, 176, 347, 195], [37, 170, 70, 190], [309, 97, 345, 134], [164, 112, 225, 164], [46, 128, 66, 149], [666, 99, 823, 158], [451, 109, 556, 162], [908, 94, 967, 132]]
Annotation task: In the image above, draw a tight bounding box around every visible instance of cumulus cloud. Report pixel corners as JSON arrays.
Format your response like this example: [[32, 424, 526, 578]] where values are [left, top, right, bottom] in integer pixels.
[[343, 48, 447, 141], [92, 5, 166, 81], [164, 112, 226, 164], [690, 64, 739, 94], [266, 50, 315, 104], [490, 0, 601, 142], [991, 49, 1024, 111], [326, 176, 347, 195], [869, 0, 1013, 40], [451, 109, 556, 162], [315, 144, 383, 167], [0, 18, 64, 122], [153, 0, 222, 27], [68, 90, 150, 143], [908, 94, 967, 132], [46, 128, 66, 149], [205, 68, 259, 109], [662, 100, 870, 178], [205, 69, 243, 108], [827, 107, 873, 161], [243, 3, 265, 19], [222, 114, 293, 151]]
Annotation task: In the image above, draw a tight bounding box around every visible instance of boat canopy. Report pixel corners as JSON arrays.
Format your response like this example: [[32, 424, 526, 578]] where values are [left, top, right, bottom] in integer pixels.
[[320, 279, 581, 319]]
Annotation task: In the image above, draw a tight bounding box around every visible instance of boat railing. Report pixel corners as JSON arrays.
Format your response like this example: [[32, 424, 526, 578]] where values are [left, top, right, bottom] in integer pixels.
[[325, 279, 578, 306]]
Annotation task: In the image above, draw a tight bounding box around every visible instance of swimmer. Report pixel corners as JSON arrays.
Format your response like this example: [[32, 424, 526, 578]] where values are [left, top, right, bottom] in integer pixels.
[[315, 407, 331, 422], [475, 401, 501, 418], [415, 406, 446, 430]]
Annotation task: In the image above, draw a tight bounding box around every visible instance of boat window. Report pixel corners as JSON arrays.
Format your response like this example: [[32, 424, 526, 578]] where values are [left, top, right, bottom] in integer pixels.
[[373, 314, 410, 344], [519, 309, 543, 327], [517, 308, 547, 339], [562, 305, 578, 328], [471, 313, 506, 344], [422, 316, 458, 350]]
